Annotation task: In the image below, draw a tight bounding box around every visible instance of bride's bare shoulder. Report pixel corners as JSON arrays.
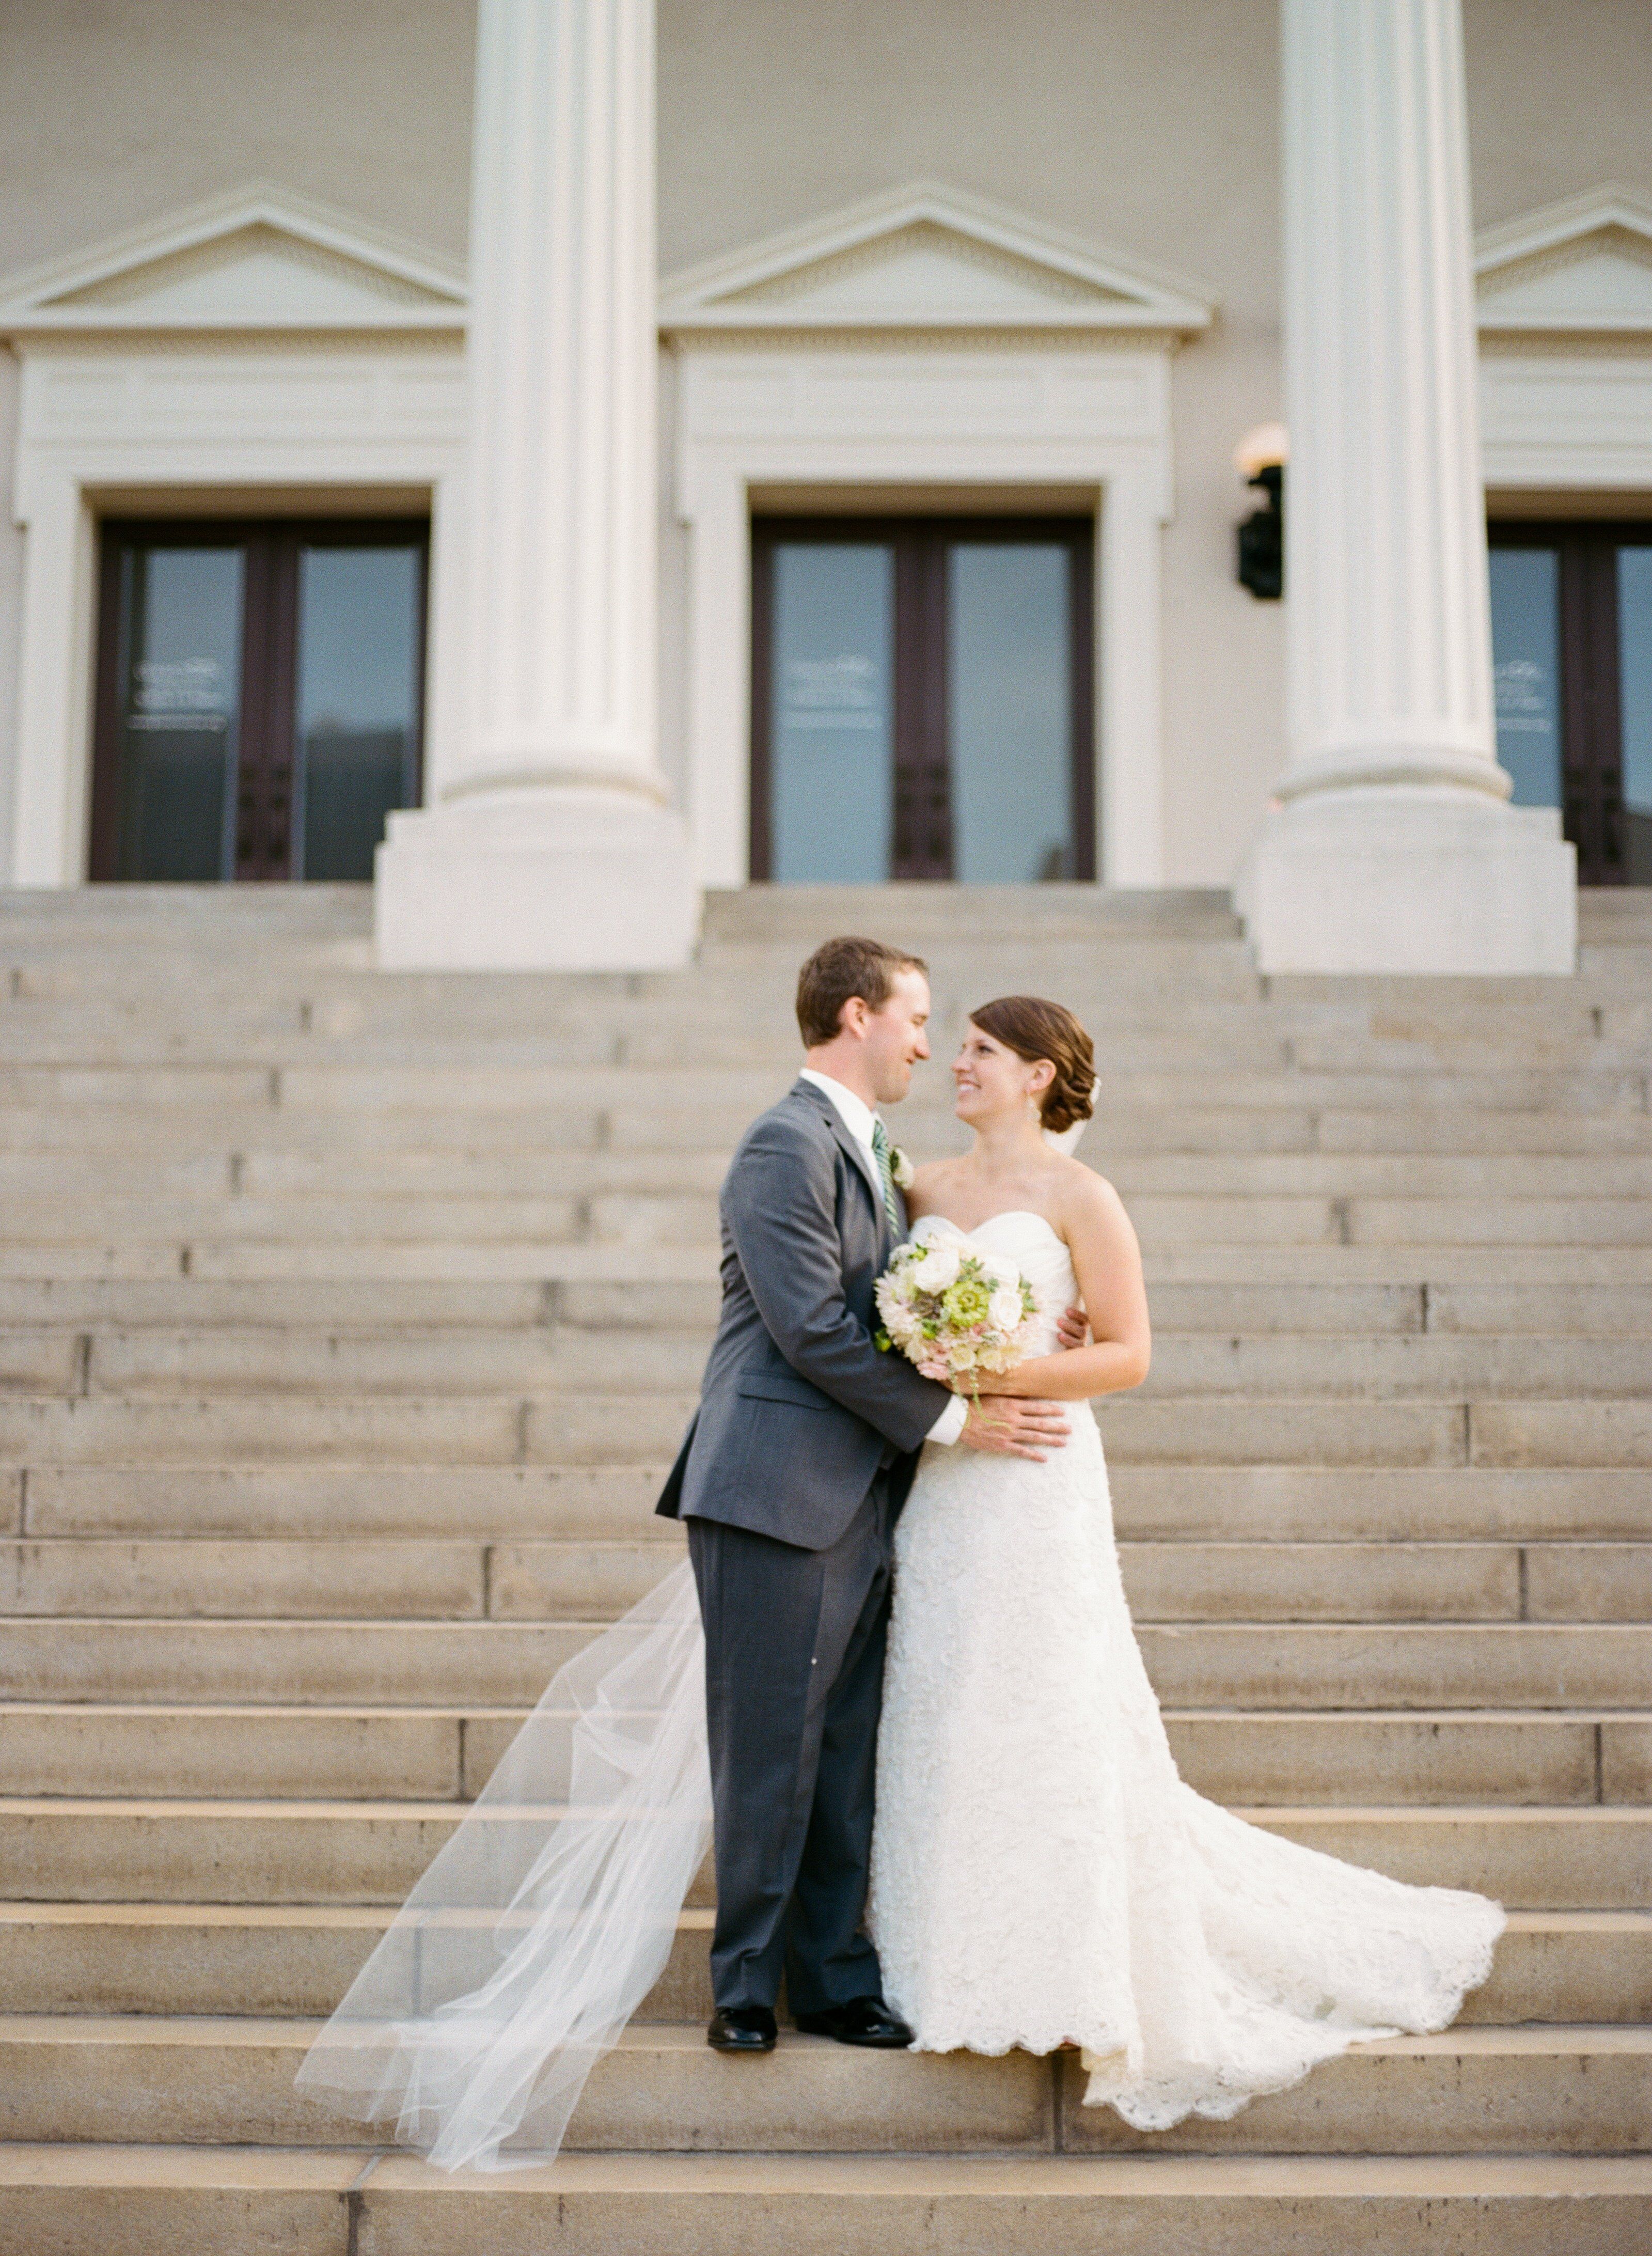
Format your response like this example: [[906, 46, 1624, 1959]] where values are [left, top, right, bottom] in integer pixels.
[[1050, 1151, 1136, 1235]]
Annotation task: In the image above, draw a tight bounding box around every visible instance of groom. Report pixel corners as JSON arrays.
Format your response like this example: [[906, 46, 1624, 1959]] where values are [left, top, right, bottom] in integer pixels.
[[657, 935, 1071, 2054]]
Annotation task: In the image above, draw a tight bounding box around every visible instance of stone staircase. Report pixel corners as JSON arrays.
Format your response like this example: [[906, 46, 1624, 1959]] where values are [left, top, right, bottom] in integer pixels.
[[0, 880, 1649, 2254]]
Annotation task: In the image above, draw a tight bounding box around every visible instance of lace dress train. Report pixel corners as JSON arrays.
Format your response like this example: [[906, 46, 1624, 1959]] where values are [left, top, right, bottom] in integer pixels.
[[867, 1211, 1504, 2129]]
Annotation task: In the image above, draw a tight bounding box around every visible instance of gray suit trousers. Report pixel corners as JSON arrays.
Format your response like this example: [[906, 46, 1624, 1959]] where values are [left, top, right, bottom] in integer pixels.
[[686, 1477, 892, 2016]]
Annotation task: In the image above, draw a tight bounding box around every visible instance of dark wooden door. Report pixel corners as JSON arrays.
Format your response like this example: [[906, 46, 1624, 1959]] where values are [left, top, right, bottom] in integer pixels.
[[1489, 522, 1652, 885], [751, 515, 1094, 884], [90, 518, 428, 883]]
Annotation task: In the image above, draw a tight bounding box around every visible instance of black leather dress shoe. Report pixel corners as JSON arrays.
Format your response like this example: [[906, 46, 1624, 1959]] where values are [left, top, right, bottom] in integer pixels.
[[793, 1996, 914, 2048], [707, 2005, 777, 2053]]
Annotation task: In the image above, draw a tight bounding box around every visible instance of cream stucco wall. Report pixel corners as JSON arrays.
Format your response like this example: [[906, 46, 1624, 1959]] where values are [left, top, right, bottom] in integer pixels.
[[0, 1, 1648, 885]]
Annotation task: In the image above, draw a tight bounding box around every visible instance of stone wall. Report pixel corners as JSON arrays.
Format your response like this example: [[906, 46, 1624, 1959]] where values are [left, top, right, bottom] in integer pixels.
[[0, 0, 1647, 885]]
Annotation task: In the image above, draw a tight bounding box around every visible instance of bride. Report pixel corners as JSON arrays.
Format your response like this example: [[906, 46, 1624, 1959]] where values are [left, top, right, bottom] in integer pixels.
[[296, 989, 1503, 2168], [869, 994, 1503, 2123]]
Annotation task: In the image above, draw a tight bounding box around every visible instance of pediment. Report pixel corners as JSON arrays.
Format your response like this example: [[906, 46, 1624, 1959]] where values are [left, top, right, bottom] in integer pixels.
[[1476, 184, 1652, 334], [0, 183, 467, 336], [659, 182, 1215, 336]]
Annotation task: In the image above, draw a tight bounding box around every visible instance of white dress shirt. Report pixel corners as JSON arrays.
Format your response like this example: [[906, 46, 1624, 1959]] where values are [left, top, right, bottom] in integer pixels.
[[798, 1069, 968, 1447]]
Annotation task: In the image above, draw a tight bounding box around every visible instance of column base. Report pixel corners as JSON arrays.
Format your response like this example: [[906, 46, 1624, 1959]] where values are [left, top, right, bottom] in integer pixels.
[[374, 787, 700, 972], [1237, 789, 1577, 975]]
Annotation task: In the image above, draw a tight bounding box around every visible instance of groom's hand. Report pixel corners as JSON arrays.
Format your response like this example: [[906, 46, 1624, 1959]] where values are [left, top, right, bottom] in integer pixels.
[[1056, 1305, 1089, 1351], [960, 1397, 1071, 1461]]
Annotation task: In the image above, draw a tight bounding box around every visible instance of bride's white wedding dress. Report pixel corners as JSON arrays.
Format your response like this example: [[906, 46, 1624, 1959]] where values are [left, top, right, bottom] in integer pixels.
[[868, 1209, 1504, 2127], [297, 1205, 1503, 2169]]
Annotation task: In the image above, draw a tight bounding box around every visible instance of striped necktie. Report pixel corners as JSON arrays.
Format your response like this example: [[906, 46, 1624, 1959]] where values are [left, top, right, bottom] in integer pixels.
[[869, 1117, 903, 1239]]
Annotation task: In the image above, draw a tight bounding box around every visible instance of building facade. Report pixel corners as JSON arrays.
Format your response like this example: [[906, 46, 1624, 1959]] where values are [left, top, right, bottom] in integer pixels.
[[0, 0, 1647, 968]]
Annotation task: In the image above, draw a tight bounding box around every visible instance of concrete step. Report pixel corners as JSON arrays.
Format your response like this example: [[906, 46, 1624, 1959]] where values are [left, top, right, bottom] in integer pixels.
[[1134, 1337, 1652, 1398], [8, 1273, 1650, 1338], [7, 977, 1640, 1057], [5, 1392, 1646, 1469], [3, 1700, 1644, 1806], [2, 2015, 1646, 2155], [9, 1233, 1652, 1288], [1, 1901, 1639, 2025], [0, 1799, 1642, 1908], [1311, 1108, 1652, 1153], [16, 1142, 1652, 1201], [1106, 1395, 1652, 1466], [13, 1463, 669, 1540], [0, 1393, 700, 1465], [7, 1189, 1652, 1249], [1120, 1152, 1652, 1195], [7, 1097, 1652, 1158], [2, 1326, 1645, 1402], [5, 1615, 1648, 1706], [0, 1021, 1328, 1076], [0, 1535, 685, 1620], [8, 1056, 1644, 1120], [1136, 1622, 1652, 1710], [0, 1901, 715, 2022], [11, 1532, 1641, 1625], [2, 2149, 1648, 2256], [1110, 1465, 1652, 1542], [69, 1325, 713, 1398], [14, 1460, 1648, 1544], [1141, 1244, 1652, 1282]]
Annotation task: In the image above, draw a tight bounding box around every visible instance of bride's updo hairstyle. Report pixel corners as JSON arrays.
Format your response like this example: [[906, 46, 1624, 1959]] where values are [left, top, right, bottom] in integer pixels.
[[969, 996, 1096, 1136]]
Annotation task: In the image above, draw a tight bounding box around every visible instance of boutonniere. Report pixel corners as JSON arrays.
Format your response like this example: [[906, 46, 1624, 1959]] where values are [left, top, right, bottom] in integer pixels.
[[889, 1146, 915, 1189]]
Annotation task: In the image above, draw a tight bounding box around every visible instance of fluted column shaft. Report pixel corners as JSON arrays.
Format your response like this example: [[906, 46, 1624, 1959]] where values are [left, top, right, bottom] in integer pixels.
[[1240, 0, 1574, 975], [1281, 0, 1503, 803], [440, 0, 658, 801], [376, 0, 695, 970]]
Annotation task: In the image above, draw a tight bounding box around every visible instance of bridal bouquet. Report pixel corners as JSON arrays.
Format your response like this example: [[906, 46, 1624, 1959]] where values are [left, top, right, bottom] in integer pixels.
[[874, 1233, 1042, 1388]]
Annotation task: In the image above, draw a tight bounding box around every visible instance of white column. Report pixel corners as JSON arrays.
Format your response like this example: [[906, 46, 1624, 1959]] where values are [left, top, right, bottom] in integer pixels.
[[1239, 0, 1574, 974], [375, 0, 697, 970]]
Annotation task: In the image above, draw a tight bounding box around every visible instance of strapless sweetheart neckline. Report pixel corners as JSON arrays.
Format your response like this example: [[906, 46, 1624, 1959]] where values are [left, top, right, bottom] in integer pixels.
[[912, 1208, 1065, 1251]]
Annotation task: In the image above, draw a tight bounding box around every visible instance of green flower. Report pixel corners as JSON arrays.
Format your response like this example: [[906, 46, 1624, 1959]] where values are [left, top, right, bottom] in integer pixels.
[[940, 1276, 992, 1328]]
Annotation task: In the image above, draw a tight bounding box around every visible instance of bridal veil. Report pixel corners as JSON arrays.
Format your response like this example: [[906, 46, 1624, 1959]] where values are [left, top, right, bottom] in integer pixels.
[[295, 1555, 710, 2171]]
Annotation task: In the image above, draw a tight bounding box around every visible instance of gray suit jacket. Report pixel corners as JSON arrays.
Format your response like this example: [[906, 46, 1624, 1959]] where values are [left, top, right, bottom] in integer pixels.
[[656, 1077, 954, 1550]]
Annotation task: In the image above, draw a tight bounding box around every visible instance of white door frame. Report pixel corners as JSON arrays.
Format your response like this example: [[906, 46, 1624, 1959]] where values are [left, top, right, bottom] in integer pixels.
[[672, 340, 1180, 890]]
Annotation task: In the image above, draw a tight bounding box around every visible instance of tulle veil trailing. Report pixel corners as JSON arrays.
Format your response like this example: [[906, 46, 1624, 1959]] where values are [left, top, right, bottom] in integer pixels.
[[294, 1555, 710, 2172]]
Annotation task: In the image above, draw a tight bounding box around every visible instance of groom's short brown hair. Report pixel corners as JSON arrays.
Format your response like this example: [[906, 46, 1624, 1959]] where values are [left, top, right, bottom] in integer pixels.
[[796, 936, 928, 1048]]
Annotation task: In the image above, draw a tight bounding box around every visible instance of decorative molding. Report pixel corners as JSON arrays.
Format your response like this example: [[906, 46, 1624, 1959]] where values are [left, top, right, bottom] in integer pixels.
[[0, 182, 467, 337], [659, 181, 1217, 337], [1474, 189, 1652, 492], [6, 338, 464, 886], [1476, 183, 1652, 336], [671, 338, 1177, 893]]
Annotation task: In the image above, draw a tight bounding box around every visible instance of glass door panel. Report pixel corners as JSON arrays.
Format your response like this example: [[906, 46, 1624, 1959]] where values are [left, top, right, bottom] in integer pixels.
[[1487, 522, 1652, 886], [751, 516, 1094, 882], [294, 543, 424, 880], [1618, 545, 1652, 884], [948, 542, 1074, 880], [765, 543, 895, 882], [1488, 547, 1563, 809], [91, 518, 426, 882], [107, 543, 244, 880]]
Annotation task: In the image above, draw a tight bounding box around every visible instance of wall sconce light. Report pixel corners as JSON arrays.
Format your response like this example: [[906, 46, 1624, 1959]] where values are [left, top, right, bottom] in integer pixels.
[[1234, 421, 1287, 600]]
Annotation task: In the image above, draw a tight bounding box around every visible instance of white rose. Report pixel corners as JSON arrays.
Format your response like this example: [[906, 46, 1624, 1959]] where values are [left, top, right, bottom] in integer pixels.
[[889, 1146, 915, 1189], [911, 1238, 962, 1291], [987, 1283, 1024, 1332], [980, 1255, 1020, 1290]]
